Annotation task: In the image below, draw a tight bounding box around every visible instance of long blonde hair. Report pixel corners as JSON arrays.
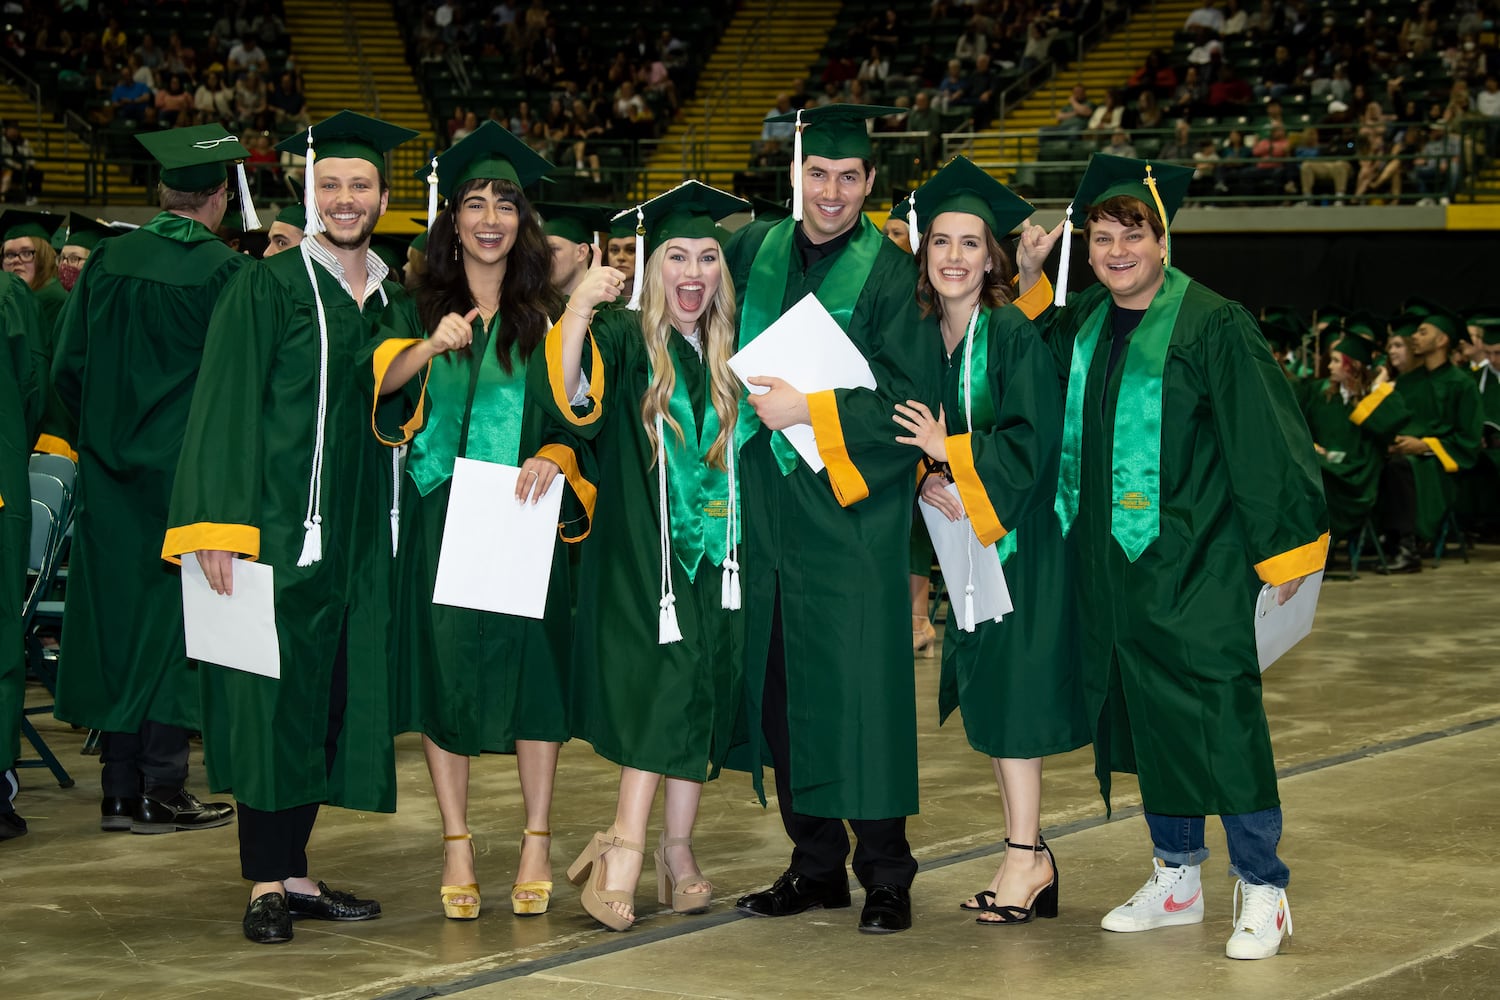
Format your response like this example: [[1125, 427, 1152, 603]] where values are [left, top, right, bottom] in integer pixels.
[[638, 239, 740, 470]]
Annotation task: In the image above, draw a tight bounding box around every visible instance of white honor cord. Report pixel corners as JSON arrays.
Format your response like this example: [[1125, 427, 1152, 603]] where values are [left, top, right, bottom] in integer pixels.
[[1053, 204, 1073, 307], [960, 303, 981, 633], [389, 444, 406, 555], [426, 157, 439, 229], [907, 191, 920, 254], [655, 415, 683, 643], [296, 241, 331, 565], [302, 126, 324, 236], [791, 109, 804, 222], [721, 426, 740, 611]]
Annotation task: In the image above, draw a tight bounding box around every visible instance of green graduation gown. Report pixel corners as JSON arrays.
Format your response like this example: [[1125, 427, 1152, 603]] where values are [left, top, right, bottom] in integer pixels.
[[51, 215, 249, 734], [1460, 366, 1500, 518], [724, 217, 942, 820], [29, 277, 75, 460], [0, 272, 43, 768], [937, 300, 1089, 760], [533, 309, 743, 781], [1391, 363, 1484, 540], [1299, 381, 1410, 539], [162, 247, 424, 813], [390, 312, 589, 756], [1037, 272, 1328, 817]]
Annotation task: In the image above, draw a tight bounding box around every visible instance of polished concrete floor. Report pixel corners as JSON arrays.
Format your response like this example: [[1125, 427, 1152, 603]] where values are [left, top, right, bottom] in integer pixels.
[[6, 547, 1499, 1000]]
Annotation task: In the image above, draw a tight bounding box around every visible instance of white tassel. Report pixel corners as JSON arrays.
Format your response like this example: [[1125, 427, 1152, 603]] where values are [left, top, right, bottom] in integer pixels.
[[963, 585, 976, 634], [297, 516, 322, 567], [907, 192, 920, 254], [302, 127, 324, 235], [721, 559, 741, 611], [791, 109, 804, 223], [659, 594, 683, 643], [626, 207, 645, 311], [389, 445, 405, 556], [425, 156, 439, 230], [722, 421, 740, 610], [1053, 206, 1073, 307], [236, 161, 263, 231]]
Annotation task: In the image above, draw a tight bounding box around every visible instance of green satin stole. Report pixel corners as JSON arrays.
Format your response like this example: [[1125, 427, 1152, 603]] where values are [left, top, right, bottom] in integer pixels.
[[1055, 268, 1189, 561], [956, 306, 1018, 565], [407, 312, 527, 495], [737, 215, 884, 473]]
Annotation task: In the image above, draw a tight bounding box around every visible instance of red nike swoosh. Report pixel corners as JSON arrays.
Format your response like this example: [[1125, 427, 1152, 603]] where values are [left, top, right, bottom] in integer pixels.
[[1163, 889, 1201, 913], [1276, 909, 1285, 930]]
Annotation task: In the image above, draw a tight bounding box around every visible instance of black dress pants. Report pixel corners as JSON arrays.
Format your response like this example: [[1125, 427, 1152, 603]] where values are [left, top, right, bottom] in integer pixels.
[[1378, 455, 1416, 537], [238, 616, 349, 882], [761, 591, 917, 890], [100, 720, 190, 798]]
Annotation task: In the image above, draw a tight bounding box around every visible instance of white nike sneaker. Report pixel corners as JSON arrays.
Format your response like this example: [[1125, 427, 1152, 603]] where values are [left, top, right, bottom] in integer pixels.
[[1225, 880, 1292, 959], [1100, 858, 1205, 932]]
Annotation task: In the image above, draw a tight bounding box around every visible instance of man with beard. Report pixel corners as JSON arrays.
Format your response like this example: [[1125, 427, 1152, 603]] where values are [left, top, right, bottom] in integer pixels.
[[161, 111, 426, 944], [52, 128, 251, 837]]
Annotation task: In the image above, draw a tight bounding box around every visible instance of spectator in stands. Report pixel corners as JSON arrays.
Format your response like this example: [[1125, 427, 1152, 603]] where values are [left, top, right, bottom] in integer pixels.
[[954, 22, 987, 64], [937, 59, 969, 112], [163, 31, 197, 81], [1252, 123, 1296, 194], [1192, 138, 1221, 196], [1297, 126, 1351, 201], [608, 80, 649, 139], [453, 110, 479, 143], [1168, 66, 1206, 119], [0, 125, 42, 205], [155, 74, 195, 128], [128, 53, 156, 91], [908, 89, 941, 166], [1257, 46, 1297, 102], [1184, 1, 1226, 34], [135, 32, 164, 73], [1216, 128, 1253, 195], [1411, 122, 1462, 203], [195, 67, 235, 125], [1222, 0, 1248, 36], [914, 42, 946, 89], [566, 99, 604, 182], [1477, 76, 1500, 155], [1131, 91, 1165, 133], [251, 4, 288, 47], [1045, 84, 1094, 133], [1208, 65, 1253, 113], [233, 70, 268, 131], [510, 101, 534, 138], [269, 72, 309, 134], [860, 46, 891, 87], [110, 65, 153, 123], [1127, 50, 1178, 100], [1159, 118, 1195, 162], [1019, 21, 1056, 74], [200, 33, 228, 73], [1088, 88, 1126, 136], [762, 94, 795, 142], [1399, 3, 1438, 58], [969, 53, 998, 130], [1353, 132, 1404, 202], [1103, 128, 1137, 157], [228, 36, 270, 81], [101, 17, 127, 63], [244, 129, 279, 198]]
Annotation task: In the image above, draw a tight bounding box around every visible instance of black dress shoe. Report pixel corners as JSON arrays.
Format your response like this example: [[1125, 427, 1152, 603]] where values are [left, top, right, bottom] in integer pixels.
[[0, 810, 26, 841], [100, 796, 139, 832], [285, 882, 382, 921], [858, 883, 912, 934], [243, 891, 293, 944], [132, 789, 235, 834], [736, 869, 852, 917]]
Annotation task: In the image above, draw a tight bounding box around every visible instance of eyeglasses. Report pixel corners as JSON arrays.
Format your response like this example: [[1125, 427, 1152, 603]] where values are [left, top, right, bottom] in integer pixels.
[[59, 253, 89, 266], [2, 248, 36, 263]]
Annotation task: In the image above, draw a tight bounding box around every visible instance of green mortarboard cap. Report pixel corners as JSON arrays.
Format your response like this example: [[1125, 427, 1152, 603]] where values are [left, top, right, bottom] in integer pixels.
[[764, 103, 904, 161], [418, 121, 553, 200], [136, 124, 249, 190], [1260, 305, 1305, 333], [749, 195, 791, 222], [273, 204, 306, 230], [1068, 153, 1193, 228], [1421, 308, 1463, 343], [0, 209, 61, 244], [1463, 305, 1500, 329], [906, 156, 1033, 250], [1343, 311, 1381, 342], [1260, 318, 1300, 350], [1330, 333, 1375, 367], [276, 110, 419, 174], [607, 208, 637, 240], [537, 202, 613, 245], [410, 229, 428, 253], [619, 180, 748, 253], [60, 213, 118, 252], [1402, 295, 1442, 319], [1389, 313, 1421, 339], [1314, 304, 1348, 325]]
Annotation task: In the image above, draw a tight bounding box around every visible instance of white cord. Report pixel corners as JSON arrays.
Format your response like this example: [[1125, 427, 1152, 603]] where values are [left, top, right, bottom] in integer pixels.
[[426, 156, 439, 229], [791, 109, 804, 222], [721, 423, 740, 610], [907, 191, 920, 254], [960, 303, 981, 632], [296, 240, 330, 565], [655, 414, 682, 643], [626, 206, 645, 311], [389, 444, 405, 555], [302, 125, 324, 236], [1053, 205, 1073, 307], [235, 161, 263, 231]]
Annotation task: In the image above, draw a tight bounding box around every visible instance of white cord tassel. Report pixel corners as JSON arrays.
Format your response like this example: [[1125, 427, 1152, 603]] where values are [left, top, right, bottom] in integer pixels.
[[791, 109, 804, 223], [960, 303, 981, 632], [626, 207, 645, 311], [655, 415, 682, 644], [425, 156, 439, 230], [302, 126, 324, 236], [235, 161, 263, 231], [1053, 205, 1073, 307], [906, 192, 920, 254], [296, 241, 331, 566], [721, 427, 740, 610], [389, 445, 405, 556]]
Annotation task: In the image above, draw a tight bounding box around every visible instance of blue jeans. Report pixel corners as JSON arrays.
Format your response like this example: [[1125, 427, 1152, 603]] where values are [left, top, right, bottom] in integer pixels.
[[1144, 808, 1289, 888]]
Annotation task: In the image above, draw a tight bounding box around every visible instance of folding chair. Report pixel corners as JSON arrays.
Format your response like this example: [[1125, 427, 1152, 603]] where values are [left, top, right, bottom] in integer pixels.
[[1432, 510, 1471, 568], [1345, 516, 1388, 580], [16, 499, 73, 788]]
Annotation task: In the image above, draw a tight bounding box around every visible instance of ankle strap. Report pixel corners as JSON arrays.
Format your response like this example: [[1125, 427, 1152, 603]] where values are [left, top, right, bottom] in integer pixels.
[[523, 828, 551, 838], [659, 834, 693, 848], [444, 833, 473, 842], [1004, 839, 1047, 852]]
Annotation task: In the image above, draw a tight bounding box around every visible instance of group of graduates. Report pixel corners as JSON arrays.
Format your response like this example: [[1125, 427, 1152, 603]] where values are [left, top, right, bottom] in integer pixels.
[[1, 104, 1335, 963]]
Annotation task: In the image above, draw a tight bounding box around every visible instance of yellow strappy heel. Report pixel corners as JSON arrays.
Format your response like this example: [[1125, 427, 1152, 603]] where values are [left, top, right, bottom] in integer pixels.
[[440, 833, 481, 920], [511, 828, 553, 916]]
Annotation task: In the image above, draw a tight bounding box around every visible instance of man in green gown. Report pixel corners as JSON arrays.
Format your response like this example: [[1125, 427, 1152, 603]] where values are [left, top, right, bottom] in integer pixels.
[[1378, 308, 1484, 571], [52, 127, 252, 836], [161, 111, 424, 944], [727, 104, 941, 935], [1458, 313, 1500, 533], [538, 201, 611, 298], [0, 269, 42, 840], [1027, 155, 1327, 960]]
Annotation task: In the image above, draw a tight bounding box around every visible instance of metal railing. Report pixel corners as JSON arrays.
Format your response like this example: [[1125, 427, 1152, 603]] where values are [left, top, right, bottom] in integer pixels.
[[697, 0, 783, 150], [0, 55, 52, 145]]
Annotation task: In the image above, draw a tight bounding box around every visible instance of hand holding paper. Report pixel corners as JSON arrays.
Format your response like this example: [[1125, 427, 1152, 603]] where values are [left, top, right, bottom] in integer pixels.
[[181, 553, 281, 679], [745, 376, 811, 430]]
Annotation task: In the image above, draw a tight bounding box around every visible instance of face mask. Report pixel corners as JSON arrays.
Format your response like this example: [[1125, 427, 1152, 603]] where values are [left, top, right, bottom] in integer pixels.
[[58, 263, 81, 291]]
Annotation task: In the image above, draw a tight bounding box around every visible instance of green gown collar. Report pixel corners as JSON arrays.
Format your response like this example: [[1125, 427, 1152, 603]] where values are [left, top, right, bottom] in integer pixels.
[[141, 211, 222, 245]]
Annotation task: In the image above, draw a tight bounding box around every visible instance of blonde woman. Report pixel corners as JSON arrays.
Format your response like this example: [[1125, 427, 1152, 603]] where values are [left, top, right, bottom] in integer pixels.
[[534, 181, 750, 931]]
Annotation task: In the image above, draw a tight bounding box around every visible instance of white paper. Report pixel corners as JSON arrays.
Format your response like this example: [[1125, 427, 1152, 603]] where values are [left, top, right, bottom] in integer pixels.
[[180, 553, 281, 679], [728, 293, 877, 473], [919, 483, 1014, 632], [1254, 569, 1324, 672], [432, 458, 564, 619]]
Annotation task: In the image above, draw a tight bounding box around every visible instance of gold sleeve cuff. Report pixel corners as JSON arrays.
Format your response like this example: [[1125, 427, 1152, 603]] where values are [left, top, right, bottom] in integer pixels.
[[544, 317, 604, 426], [535, 443, 596, 542], [807, 389, 869, 507], [1253, 532, 1330, 586], [1349, 381, 1393, 426], [1421, 436, 1459, 473], [33, 433, 78, 463], [1012, 273, 1054, 322], [947, 432, 1008, 547], [370, 337, 428, 446], [161, 522, 261, 566]]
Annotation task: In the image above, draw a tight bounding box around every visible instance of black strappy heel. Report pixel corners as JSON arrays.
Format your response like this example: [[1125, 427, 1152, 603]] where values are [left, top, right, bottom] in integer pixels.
[[975, 839, 1059, 926]]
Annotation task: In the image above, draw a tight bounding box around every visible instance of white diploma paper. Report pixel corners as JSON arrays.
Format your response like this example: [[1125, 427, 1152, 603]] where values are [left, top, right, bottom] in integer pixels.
[[180, 553, 281, 679], [728, 293, 877, 473], [432, 458, 564, 619], [1254, 569, 1324, 672], [919, 483, 1014, 632]]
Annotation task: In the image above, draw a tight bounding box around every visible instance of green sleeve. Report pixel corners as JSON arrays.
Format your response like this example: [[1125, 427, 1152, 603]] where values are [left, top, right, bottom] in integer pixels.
[[529, 307, 634, 443], [362, 289, 429, 446], [1202, 301, 1329, 579], [1431, 376, 1484, 470], [1350, 383, 1410, 442]]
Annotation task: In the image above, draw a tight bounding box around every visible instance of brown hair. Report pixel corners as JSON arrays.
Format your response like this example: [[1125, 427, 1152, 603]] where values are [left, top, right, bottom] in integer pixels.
[[1084, 195, 1165, 241], [914, 224, 1016, 320], [158, 182, 224, 212]]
